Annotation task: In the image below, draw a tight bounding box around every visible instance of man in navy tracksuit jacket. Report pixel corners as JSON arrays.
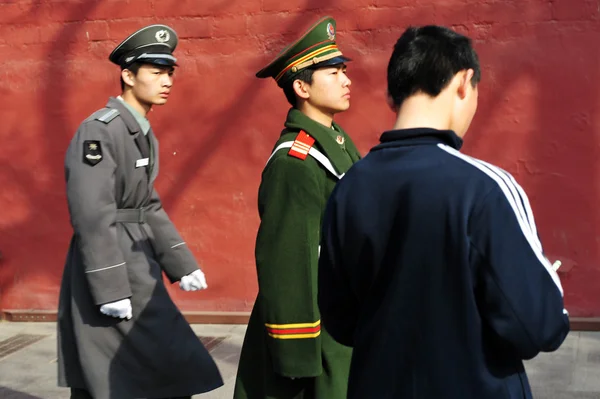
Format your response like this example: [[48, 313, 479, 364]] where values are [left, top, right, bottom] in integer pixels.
[[318, 25, 570, 399]]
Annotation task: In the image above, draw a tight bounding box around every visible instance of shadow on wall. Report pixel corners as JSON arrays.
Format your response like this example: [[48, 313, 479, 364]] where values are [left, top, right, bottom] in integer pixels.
[[0, 0, 596, 315]]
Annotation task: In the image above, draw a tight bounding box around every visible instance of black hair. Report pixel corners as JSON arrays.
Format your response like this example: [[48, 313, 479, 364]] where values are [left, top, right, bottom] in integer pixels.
[[281, 68, 316, 108], [387, 25, 481, 107], [120, 62, 143, 91]]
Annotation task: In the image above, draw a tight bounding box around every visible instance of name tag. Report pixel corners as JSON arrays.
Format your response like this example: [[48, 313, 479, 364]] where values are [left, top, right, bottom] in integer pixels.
[[135, 158, 149, 168]]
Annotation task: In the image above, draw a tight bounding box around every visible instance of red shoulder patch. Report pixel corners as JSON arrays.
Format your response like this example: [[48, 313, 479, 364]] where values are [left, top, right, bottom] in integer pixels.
[[288, 131, 315, 160]]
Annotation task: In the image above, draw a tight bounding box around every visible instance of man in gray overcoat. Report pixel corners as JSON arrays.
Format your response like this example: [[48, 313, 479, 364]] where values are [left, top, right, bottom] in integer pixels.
[[57, 24, 223, 399]]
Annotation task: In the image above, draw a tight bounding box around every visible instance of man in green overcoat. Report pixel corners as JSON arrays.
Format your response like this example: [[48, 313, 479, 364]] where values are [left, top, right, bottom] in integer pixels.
[[234, 16, 361, 399]]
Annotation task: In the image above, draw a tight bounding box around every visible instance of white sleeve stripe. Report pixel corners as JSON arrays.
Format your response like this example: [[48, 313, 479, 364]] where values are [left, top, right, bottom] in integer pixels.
[[473, 158, 540, 249], [499, 168, 540, 240], [437, 144, 563, 296], [469, 158, 542, 252], [86, 262, 126, 274], [448, 149, 535, 246]]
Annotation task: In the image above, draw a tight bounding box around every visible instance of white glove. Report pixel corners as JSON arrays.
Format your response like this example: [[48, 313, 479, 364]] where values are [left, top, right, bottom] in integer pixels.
[[100, 298, 133, 320], [552, 260, 562, 272], [179, 269, 208, 291]]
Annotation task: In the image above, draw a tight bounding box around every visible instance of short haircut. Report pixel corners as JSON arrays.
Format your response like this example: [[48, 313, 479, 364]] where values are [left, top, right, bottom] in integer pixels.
[[120, 62, 143, 91], [387, 25, 481, 107], [281, 68, 316, 108]]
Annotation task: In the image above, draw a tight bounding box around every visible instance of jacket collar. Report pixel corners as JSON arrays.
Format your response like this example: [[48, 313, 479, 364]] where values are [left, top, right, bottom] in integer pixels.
[[283, 108, 355, 174], [373, 128, 463, 151]]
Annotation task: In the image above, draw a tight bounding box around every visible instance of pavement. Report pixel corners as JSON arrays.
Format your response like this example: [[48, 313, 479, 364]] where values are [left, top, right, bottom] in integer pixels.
[[1, 322, 599, 398]]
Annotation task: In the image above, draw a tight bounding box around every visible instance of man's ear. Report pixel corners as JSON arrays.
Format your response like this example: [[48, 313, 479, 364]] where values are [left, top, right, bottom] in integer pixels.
[[457, 69, 475, 100], [121, 69, 135, 88], [386, 91, 397, 112], [293, 79, 310, 101]]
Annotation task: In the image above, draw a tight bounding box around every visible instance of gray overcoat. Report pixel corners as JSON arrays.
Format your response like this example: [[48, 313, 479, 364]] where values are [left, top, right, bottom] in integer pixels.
[[57, 97, 223, 399]]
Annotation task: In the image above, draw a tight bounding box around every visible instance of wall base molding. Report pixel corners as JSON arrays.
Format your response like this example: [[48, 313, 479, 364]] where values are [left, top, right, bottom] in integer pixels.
[[2, 310, 598, 331], [0, 309, 250, 324]]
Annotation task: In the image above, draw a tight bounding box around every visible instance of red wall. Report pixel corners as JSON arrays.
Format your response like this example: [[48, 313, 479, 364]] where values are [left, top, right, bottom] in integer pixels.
[[1, 0, 598, 316]]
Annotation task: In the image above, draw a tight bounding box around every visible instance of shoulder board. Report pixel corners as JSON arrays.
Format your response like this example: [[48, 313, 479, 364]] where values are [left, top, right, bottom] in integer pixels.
[[288, 131, 315, 161], [95, 108, 120, 124]]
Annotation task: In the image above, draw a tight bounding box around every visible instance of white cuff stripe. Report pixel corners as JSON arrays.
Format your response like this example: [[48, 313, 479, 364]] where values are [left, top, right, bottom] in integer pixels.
[[171, 242, 186, 249], [86, 262, 126, 274], [437, 144, 563, 296]]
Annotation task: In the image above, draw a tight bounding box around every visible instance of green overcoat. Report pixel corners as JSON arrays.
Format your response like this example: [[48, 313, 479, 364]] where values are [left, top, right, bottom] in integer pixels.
[[234, 108, 361, 399]]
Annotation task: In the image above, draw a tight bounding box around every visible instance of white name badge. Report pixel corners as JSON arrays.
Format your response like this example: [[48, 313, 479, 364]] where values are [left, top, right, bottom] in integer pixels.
[[136, 158, 149, 168]]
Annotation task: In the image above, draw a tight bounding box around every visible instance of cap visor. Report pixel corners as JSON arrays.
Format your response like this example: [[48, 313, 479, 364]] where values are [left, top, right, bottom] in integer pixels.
[[313, 55, 352, 68], [142, 58, 177, 67]]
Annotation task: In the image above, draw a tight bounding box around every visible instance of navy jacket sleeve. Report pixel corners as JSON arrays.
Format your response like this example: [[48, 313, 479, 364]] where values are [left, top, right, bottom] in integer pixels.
[[318, 191, 359, 347], [469, 183, 570, 360]]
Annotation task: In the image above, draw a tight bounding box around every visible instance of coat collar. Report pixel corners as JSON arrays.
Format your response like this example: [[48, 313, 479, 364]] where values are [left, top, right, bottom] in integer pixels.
[[105, 96, 141, 135], [283, 108, 357, 174], [106, 97, 158, 181], [116, 96, 151, 135]]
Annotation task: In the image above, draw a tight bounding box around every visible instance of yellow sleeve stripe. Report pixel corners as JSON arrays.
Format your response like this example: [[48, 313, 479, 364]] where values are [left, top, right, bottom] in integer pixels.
[[264, 320, 321, 329], [268, 331, 322, 340]]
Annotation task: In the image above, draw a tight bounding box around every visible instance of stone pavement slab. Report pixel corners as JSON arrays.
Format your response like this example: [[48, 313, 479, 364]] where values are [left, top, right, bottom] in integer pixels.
[[1, 322, 600, 398]]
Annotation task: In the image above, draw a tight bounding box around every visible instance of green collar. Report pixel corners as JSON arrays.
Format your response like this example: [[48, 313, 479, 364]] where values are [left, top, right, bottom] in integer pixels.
[[284, 108, 354, 174], [117, 96, 151, 135]]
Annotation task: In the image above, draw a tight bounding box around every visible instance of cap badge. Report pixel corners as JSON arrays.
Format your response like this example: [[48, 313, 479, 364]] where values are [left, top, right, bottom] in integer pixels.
[[327, 23, 335, 40], [156, 30, 170, 43]]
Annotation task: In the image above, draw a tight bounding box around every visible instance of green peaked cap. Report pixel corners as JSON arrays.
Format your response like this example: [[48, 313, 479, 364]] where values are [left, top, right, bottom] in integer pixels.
[[256, 16, 351, 87]]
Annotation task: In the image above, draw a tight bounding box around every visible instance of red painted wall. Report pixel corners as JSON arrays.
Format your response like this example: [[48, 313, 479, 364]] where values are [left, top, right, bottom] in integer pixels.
[[1, 0, 598, 316]]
